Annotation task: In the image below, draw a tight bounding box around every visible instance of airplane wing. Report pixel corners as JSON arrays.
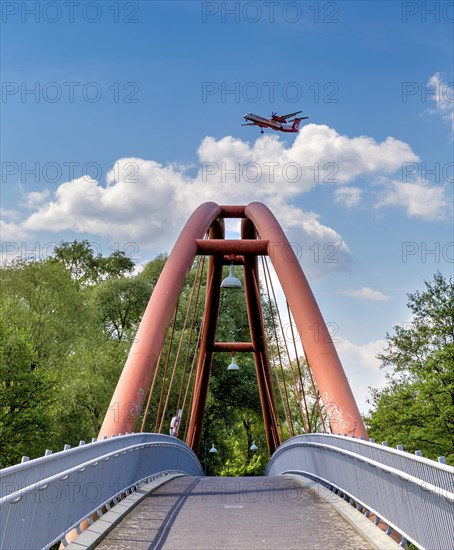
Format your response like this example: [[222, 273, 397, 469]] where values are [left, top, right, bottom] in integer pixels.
[[287, 116, 309, 122], [241, 123, 256, 126], [279, 110, 302, 120]]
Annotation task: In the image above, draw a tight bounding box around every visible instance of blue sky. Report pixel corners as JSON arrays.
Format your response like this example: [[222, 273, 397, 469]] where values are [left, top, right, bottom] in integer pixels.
[[1, 1, 453, 413]]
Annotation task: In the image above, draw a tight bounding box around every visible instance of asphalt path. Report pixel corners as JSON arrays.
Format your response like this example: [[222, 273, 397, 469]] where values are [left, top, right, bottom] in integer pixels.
[[96, 476, 374, 549]]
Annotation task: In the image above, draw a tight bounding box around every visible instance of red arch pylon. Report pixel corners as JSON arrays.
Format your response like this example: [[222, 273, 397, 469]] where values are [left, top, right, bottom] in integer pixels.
[[98, 203, 367, 450]]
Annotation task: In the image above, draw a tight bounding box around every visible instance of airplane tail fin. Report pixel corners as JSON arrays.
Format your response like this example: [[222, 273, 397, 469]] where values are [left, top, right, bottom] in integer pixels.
[[291, 116, 308, 131], [292, 118, 302, 131]]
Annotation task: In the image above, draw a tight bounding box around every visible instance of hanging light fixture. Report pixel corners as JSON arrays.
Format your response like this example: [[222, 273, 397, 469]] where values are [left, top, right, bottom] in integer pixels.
[[209, 442, 217, 454], [221, 263, 242, 289], [227, 354, 239, 371], [250, 441, 258, 452]]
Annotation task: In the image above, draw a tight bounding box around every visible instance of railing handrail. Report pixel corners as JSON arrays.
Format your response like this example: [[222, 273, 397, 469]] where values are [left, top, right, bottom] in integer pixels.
[[269, 440, 453, 501], [0, 432, 194, 497], [0, 434, 203, 550], [269, 433, 453, 472], [1, 440, 201, 505], [267, 433, 453, 492]]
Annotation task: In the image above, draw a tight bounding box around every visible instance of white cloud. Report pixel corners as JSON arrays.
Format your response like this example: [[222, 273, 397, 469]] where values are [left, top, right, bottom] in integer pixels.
[[0, 207, 29, 242], [426, 72, 454, 132], [6, 124, 427, 275], [340, 287, 390, 301], [290, 125, 419, 182], [0, 218, 30, 264], [0, 208, 21, 222], [334, 186, 362, 207], [375, 179, 448, 221], [23, 189, 50, 209]]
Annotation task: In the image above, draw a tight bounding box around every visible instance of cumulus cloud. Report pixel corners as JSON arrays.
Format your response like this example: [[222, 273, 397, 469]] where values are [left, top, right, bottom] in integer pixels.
[[197, 125, 418, 189], [0, 208, 21, 222], [375, 179, 448, 221], [334, 186, 362, 207], [1, 208, 28, 243], [7, 124, 431, 275], [23, 189, 50, 209], [0, 219, 28, 242], [426, 72, 454, 132], [340, 287, 390, 301]]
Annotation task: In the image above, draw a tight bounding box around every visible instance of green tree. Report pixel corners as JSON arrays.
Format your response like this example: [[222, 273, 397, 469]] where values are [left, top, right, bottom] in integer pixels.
[[0, 259, 86, 371], [90, 277, 151, 341], [52, 240, 134, 285], [365, 272, 454, 464], [0, 317, 54, 467], [0, 246, 144, 466], [138, 253, 168, 287]]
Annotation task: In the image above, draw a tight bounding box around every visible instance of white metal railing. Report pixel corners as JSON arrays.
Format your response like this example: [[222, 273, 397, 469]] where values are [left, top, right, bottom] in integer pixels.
[[0, 433, 203, 550], [266, 434, 454, 550], [2, 432, 452, 550]]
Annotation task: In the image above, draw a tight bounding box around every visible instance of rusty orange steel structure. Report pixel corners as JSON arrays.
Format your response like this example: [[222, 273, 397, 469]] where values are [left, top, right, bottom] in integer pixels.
[[98, 202, 367, 453]]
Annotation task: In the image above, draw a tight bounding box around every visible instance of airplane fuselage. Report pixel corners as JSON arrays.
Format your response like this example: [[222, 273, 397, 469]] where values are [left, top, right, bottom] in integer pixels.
[[243, 113, 299, 133]]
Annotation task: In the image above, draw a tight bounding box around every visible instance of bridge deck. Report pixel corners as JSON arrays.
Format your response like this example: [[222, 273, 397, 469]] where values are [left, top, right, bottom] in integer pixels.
[[95, 476, 374, 549]]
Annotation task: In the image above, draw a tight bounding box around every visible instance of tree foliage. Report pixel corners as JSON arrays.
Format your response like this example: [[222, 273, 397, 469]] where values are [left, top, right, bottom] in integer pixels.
[[0, 318, 54, 467], [0, 244, 142, 465], [365, 272, 454, 464], [8, 245, 448, 477], [52, 240, 134, 285]]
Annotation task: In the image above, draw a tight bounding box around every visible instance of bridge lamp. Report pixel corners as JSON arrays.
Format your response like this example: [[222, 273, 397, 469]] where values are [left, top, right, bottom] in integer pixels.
[[204, 439, 218, 475], [221, 263, 242, 289], [227, 354, 240, 371], [250, 441, 258, 452]]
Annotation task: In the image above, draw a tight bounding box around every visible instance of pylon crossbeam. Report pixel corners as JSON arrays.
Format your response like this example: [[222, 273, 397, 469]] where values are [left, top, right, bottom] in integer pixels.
[[196, 239, 269, 255], [211, 342, 254, 352]]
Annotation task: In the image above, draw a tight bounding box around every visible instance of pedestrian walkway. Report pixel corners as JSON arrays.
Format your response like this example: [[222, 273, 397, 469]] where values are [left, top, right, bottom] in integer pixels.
[[96, 476, 376, 549]]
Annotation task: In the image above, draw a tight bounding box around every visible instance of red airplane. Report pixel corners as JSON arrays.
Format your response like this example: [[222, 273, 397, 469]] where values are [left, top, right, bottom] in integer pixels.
[[242, 110, 308, 134]]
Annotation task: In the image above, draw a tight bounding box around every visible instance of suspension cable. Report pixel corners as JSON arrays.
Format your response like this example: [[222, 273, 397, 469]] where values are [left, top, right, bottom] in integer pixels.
[[180, 326, 202, 440], [286, 302, 313, 433], [263, 258, 307, 434], [251, 266, 282, 448], [306, 357, 327, 432], [181, 258, 216, 442], [261, 256, 295, 437], [140, 348, 163, 432], [154, 299, 179, 432], [158, 256, 205, 433], [175, 255, 206, 414], [285, 302, 327, 433]]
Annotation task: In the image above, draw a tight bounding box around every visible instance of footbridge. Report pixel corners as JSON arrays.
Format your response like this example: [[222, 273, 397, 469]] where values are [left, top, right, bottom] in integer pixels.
[[1, 203, 453, 550]]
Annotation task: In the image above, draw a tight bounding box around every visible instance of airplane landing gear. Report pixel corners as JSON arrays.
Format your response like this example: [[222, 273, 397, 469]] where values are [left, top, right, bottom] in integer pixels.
[[261, 130, 264, 134]]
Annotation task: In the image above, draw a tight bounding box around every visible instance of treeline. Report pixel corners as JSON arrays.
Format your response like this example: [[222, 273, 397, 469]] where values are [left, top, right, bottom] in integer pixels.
[[0, 242, 452, 470], [0, 241, 271, 472], [364, 272, 454, 465], [0, 242, 155, 467]]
